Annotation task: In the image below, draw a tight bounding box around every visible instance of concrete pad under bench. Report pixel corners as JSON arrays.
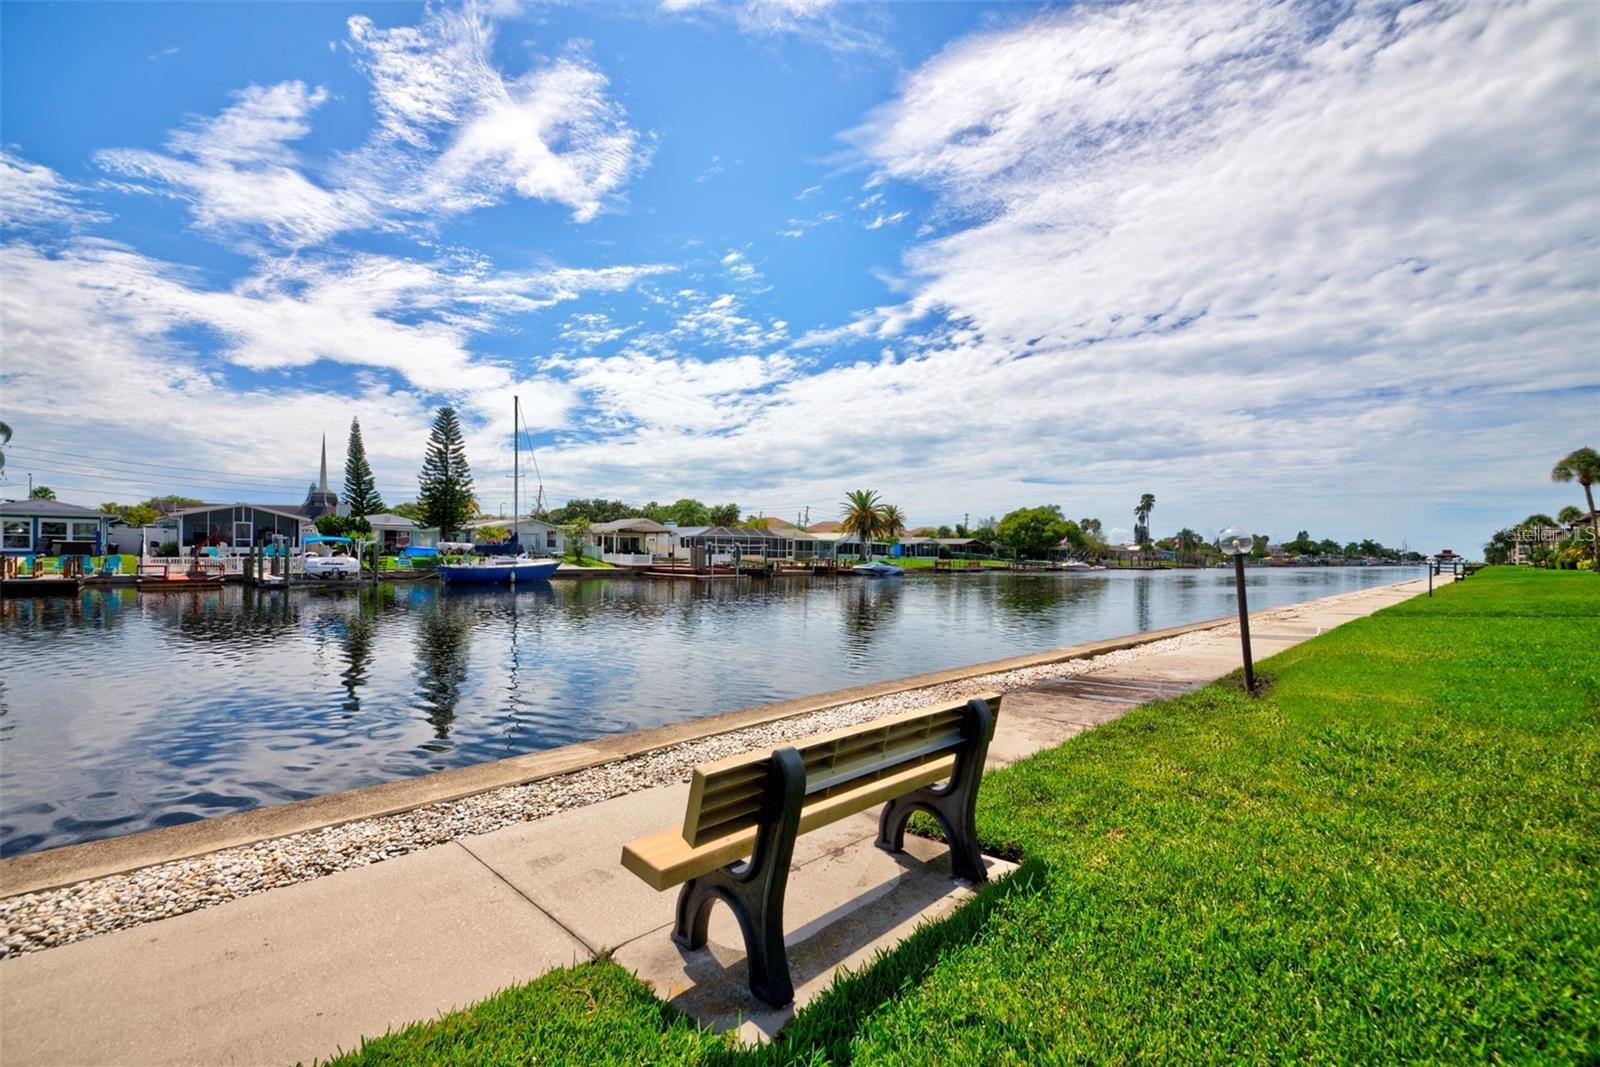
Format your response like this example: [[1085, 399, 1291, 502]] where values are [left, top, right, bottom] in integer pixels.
[[613, 832, 1016, 1043]]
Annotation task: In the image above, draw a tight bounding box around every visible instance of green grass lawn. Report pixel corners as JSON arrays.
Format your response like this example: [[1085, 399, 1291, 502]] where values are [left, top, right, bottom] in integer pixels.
[[559, 553, 616, 568], [325, 569, 1599, 1065]]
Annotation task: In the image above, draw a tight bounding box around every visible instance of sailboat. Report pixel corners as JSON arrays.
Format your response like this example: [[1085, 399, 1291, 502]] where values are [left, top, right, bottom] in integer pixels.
[[439, 396, 561, 586]]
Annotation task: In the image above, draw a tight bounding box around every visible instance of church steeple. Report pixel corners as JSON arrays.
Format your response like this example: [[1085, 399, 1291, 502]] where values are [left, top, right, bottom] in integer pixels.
[[304, 434, 339, 519]]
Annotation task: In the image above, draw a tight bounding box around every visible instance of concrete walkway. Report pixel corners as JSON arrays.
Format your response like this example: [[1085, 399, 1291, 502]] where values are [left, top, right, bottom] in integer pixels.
[[0, 577, 1431, 1065]]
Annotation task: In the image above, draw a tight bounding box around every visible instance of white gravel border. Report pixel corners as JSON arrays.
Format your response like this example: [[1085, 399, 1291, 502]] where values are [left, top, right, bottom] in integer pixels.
[[2, 585, 1400, 959]]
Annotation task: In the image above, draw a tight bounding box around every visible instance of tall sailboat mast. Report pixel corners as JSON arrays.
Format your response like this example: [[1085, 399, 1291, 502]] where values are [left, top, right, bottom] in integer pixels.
[[513, 395, 520, 551]]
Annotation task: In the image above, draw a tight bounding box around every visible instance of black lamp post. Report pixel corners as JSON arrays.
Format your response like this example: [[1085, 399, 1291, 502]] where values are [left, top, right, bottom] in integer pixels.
[[1220, 529, 1255, 693]]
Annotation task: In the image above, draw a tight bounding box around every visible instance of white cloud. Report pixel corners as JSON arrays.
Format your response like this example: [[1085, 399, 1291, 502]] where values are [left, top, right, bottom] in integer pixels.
[[863, 210, 906, 230], [696, 155, 724, 182], [663, 289, 786, 351], [559, 311, 635, 348], [557, 350, 795, 432], [720, 248, 762, 285], [657, 0, 883, 54], [94, 5, 645, 246], [778, 209, 839, 238], [97, 82, 372, 246], [1, 150, 111, 229], [346, 4, 644, 225]]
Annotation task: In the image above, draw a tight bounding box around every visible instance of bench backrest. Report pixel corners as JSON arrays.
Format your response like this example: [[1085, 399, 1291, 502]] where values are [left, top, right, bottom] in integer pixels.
[[680, 692, 1000, 847]]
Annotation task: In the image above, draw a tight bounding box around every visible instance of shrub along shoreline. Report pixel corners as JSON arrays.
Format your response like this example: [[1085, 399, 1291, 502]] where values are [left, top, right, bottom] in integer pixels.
[[325, 568, 1599, 1064]]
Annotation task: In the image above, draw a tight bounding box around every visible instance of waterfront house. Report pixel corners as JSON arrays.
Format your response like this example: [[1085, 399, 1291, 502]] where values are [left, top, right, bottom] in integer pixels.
[[173, 503, 321, 553], [1107, 543, 1178, 564], [937, 537, 991, 557], [589, 517, 674, 564], [512, 517, 562, 556], [367, 513, 441, 551], [894, 536, 943, 559], [806, 520, 844, 533], [682, 525, 798, 561], [1, 499, 113, 556]]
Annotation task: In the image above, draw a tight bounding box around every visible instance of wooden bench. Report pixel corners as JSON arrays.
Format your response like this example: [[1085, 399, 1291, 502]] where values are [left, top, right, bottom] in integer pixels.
[[620, 693, 1001, 1007]]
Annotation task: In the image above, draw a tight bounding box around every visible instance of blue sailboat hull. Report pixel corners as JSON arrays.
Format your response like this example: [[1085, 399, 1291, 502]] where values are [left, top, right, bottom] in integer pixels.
[[438, 559, 561, 585]]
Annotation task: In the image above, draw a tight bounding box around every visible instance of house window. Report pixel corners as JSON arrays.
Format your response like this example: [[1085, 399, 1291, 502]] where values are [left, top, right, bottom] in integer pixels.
[[71, 521, 101, 540], [39, 521, 67, 541], [546, 530, 557, 549], [3, 520, 29, 549]]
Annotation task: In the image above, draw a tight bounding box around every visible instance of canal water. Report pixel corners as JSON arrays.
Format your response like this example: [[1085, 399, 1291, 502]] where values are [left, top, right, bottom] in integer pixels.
[[0, 567, 1416, 856]]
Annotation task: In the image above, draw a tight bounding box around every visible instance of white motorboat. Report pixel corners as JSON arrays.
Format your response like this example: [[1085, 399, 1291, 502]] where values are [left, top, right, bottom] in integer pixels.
[[300, 535, 362, 580], [1057, 560, 1093, 571], [853, 560, 904, 577]]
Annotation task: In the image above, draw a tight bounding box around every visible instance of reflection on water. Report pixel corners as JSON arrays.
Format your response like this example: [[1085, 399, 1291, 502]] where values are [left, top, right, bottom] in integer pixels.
[[0, 567, 1417, 855], [842, 580, 901, 660], [415, 596, 472, 745]]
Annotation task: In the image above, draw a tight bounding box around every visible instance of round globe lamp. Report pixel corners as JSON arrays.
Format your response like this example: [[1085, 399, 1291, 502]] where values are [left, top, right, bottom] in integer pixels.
[[1218, 527, 1256, 693]]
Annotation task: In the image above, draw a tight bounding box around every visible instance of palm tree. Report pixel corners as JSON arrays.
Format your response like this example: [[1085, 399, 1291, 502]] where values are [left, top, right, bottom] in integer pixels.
[[878, 504, 906, 539], [1551, 447, 1600, 567], [706, 503, 740, 527], [840, 489, 884, 560], [559, 516, 592, 561], [1134, 493, 1155, 545], [1557, 505, 1583, 526], [1173, 526, 1201, 564]]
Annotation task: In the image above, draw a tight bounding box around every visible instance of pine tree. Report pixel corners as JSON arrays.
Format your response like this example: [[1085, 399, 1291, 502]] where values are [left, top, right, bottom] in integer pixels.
[[417, 407, 475, 536], [342, 418, 385, 517]]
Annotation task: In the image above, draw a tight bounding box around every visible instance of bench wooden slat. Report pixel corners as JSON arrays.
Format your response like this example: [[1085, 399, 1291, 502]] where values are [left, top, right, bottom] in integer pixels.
[[621, 753, 959, 891], [679, 692, 1000, 848], [804, 728, 965, 797]]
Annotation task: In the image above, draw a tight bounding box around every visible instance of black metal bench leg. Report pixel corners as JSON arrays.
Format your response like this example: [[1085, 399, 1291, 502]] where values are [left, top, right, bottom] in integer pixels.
[[670, 746, 806, 1007], [877, 698, 995, 884]]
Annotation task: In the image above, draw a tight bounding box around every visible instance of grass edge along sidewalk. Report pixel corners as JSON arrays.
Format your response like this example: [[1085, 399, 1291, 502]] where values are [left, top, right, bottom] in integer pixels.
[[323, 569, 1599, 1065]]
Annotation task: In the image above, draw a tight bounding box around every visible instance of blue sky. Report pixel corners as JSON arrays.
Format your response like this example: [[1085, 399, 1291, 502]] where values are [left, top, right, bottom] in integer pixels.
[[2, 0, 1596, 550]]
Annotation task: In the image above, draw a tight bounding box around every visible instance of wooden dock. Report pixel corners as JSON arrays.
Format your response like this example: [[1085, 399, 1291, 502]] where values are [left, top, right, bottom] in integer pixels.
[[138, 562, 226, 590]]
